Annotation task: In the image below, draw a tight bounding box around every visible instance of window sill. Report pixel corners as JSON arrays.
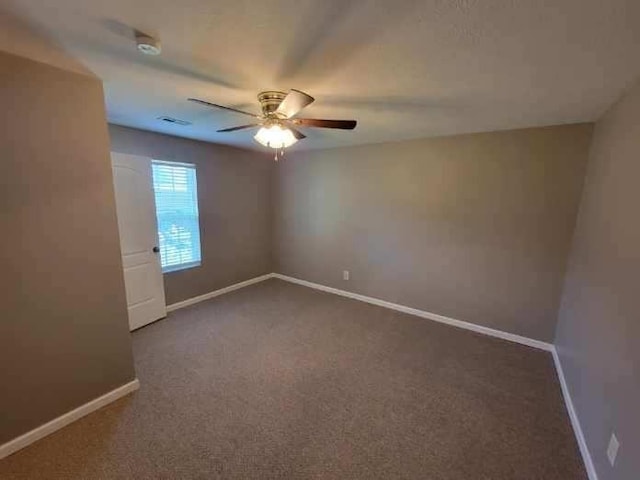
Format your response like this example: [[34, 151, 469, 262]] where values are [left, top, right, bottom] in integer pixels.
[[162, 261, 201, 274]]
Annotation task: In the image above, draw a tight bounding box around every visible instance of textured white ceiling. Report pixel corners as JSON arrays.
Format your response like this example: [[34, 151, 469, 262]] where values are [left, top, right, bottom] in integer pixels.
[[4, 0, 640, 151]]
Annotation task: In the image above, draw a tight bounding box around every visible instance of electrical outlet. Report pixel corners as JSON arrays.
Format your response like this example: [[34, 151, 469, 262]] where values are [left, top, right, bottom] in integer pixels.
[[607, 433, 620, 466], [343, 270, 350, 281]]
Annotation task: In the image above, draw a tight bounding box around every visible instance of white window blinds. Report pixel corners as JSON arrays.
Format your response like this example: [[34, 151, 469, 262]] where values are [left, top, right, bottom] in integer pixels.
[[151, 161, 202, 273]]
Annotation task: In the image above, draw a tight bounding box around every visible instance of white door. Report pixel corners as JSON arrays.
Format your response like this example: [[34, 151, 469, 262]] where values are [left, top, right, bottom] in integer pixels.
[[111, 152, 167, 330]]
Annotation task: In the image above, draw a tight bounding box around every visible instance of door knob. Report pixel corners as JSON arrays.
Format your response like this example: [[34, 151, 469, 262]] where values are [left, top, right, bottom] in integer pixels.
[[153, 246, 160, 253]]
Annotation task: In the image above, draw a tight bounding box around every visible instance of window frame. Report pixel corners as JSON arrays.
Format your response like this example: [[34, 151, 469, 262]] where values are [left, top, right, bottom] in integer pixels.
[[151, 159, 202, 274]]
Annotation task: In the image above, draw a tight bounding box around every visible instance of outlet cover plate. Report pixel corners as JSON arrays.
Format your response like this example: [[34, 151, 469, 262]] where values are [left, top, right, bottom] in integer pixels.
[[607, 433, 620, 466]]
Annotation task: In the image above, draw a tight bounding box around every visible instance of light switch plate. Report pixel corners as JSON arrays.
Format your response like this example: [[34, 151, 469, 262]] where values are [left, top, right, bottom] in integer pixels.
[[343, 270, 350, 281], [607, 433, 620, 466]]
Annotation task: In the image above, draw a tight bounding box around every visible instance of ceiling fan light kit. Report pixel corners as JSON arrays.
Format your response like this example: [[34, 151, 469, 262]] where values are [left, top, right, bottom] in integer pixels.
[[188, 89, 357, 161], [254, 125, 299, 149]]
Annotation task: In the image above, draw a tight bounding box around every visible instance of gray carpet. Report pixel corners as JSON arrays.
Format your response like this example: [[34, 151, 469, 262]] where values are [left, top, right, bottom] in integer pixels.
[[0, 279, 586, 479]]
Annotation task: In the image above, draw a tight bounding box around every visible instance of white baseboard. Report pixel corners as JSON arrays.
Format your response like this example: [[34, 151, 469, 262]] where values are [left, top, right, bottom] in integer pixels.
[[272, 273, 553, 351], [0, 379, 140, 460], [166, 273, 274, 312], [552, 348, 598, 480], [166, 272, 551, 352]]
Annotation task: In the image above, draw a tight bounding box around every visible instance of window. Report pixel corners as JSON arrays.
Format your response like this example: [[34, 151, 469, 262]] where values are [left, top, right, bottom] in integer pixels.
[[151, 161, 202, 273]]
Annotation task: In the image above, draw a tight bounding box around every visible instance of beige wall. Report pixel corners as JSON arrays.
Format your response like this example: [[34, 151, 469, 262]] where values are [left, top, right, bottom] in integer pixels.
[[0, 52, 135, 443], [274, 124, 593, 342], [108, 125, 273, 305], [555, 80, 640, 479]]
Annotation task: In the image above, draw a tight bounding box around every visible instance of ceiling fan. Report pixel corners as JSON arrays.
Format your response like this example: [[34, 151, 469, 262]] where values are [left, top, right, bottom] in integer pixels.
[[188, 89, 357, 160]]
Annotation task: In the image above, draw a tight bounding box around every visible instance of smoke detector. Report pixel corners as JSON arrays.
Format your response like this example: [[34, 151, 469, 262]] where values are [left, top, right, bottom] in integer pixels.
[[135, 33, 161, 55]]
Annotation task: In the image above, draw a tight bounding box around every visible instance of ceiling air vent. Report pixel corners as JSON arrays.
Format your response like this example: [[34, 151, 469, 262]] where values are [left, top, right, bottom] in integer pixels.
[[158, 116, 192, 126]]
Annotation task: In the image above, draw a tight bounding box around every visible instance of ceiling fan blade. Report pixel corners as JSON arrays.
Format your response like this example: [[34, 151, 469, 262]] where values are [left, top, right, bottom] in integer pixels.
[[290, 118, 357, 130], [287, 126, 307, 140], [276, 89, 315, 118], [188, 98, 261, 118], [217, 124, 261, 133]]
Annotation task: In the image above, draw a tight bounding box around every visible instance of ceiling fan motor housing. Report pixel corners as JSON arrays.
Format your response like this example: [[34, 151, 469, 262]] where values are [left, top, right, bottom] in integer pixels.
[[257, 91, 287, 117]]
